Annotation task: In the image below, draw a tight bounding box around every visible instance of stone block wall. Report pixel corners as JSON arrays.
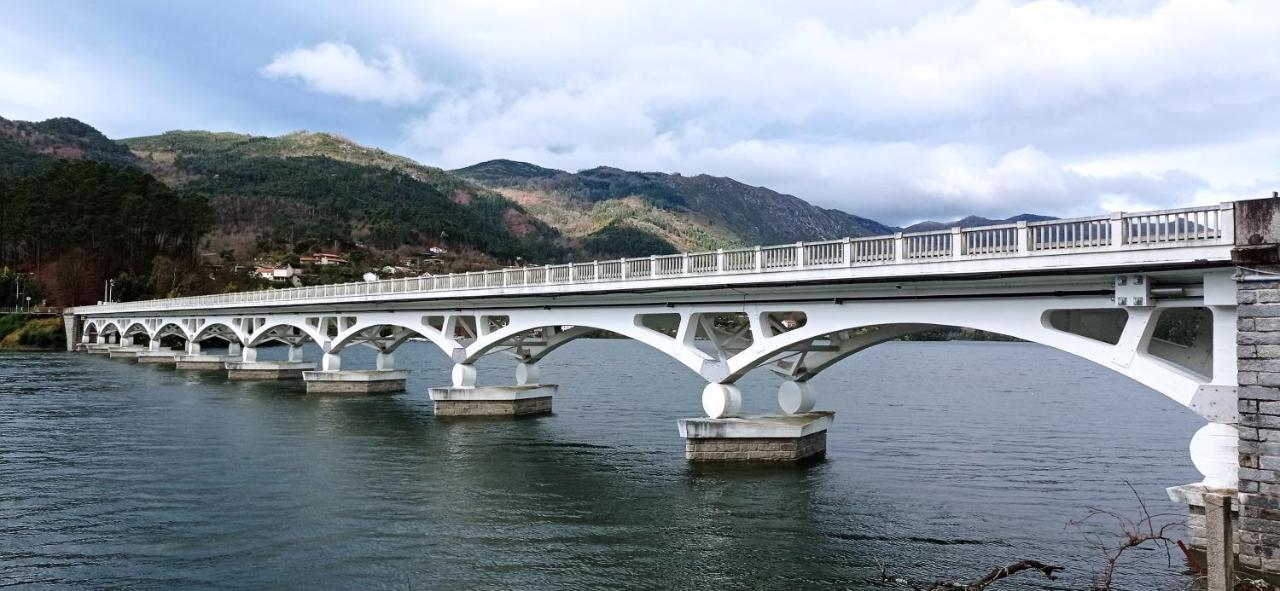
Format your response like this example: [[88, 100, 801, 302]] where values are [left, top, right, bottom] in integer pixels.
[[685, 431, 826, 461], [1236, 275, 1280, 574], [433, 396, 553, 417]]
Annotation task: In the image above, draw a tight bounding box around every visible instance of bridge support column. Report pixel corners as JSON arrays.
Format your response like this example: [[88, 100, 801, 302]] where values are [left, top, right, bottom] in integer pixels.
[[677, 412, 833, 462], [225, 345, 315, 380], [778, 381, 816, 415], [228, 343, 241, 357], [302, 351, 407, 395], [428, 363, 555, 416], [138, 338, 177, 364], [108, 337, 143, 359]]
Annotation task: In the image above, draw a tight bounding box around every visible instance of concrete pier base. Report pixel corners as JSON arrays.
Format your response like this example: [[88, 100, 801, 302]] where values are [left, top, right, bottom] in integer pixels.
[[225, 361, 316, 380], [85, 345, 113, 355], [107, 347, 145, 360], [136, 352, 178, 364], [677, 412, 834, 462], [428, 384, 556, 416], [175, 354, 239, 370], [302, 370, 409, 394]]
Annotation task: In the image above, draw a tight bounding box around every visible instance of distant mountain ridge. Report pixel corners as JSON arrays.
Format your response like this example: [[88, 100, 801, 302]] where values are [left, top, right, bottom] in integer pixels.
[[0, 116, 137, 175], [454, 159, 895, 252], [902, 213, 1056, 233]]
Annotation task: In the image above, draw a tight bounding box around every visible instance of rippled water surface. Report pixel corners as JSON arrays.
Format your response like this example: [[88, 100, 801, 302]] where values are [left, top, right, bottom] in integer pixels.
[[1, 341, 1204, 589]]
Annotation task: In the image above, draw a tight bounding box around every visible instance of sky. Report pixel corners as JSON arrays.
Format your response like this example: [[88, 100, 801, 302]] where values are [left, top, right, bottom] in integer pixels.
[[2, 0, 1278, 225]]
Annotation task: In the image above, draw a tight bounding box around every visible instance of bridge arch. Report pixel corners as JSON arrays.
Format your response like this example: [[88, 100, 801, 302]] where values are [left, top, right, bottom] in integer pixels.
[[459, 310, 716, 377], [329, 318, 455, 357], [192, 321, 243, 345], [719, 297, 1228, 420], [244, 320, 323, 349]]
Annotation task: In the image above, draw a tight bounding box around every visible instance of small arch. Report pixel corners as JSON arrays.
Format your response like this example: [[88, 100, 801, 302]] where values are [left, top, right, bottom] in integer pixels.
[[245, 321, 322, 348]]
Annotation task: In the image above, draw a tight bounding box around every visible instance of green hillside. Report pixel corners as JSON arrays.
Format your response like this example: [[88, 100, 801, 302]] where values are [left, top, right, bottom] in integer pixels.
[[124, 131, 564, 263], [454, 159, 896, 252]]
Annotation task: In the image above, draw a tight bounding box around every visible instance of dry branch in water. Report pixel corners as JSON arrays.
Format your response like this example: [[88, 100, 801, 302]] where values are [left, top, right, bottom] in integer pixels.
[[879, 559, 1063, 591]]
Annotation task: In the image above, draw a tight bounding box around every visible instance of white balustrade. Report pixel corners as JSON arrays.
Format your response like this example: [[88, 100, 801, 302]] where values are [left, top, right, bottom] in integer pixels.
[[75, 204, 1235, 314]]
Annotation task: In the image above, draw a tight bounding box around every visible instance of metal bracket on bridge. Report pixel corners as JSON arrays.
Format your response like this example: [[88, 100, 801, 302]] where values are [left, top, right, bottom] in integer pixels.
[[1114, 274, 1153, 307], [1188, 385, 1239, 424]]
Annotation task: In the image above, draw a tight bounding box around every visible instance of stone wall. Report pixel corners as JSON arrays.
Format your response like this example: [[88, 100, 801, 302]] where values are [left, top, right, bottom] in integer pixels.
[[685, 431, 826, 461], [1236, 273, 1280, 575], [433, 396, 553, 417]]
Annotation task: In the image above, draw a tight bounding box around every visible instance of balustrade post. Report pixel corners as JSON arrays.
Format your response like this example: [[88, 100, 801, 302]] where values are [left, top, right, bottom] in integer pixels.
[[567, 266, 574, 285], [620, 257, 628, 280], [842, 237, 852, 266], [650, 255, 657, 278], [593, 260, 599, 281], [682, 253, 689, 275], [1016, 221, 1029, 253], [950, 227, 963, 258], [1218, 202, 1235, 244], [1110, 212, 1125, 249], [754, 246, 762, 272], [716, 249, 725, 274], [893, 232, 905, 263], [795, 242, 805, 270], [523, 267, 530, 285]]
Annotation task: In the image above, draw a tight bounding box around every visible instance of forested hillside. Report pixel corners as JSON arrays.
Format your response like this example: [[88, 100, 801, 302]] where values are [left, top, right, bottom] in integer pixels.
[[454, 160, 896, 254], [125, 131, 564, 265]]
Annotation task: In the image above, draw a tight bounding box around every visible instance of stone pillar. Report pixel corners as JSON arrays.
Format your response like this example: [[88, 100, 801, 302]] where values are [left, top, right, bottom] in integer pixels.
[[149, 340, 160, 352], [62, 313, 79, 352], [242, 346, 258, 362], [288, 344, 304, 362], [228, 342, 241, 356], [376, 352, 394, 371], [122, 335, 134, 347], [1206, 493, 1235, 591], [322, 352, 342, 371], [1231, 195, 1280, 577]]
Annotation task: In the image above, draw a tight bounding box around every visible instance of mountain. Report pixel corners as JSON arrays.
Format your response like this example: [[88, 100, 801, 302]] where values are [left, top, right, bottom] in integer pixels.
[[122, 130, 563, 264], [0, 116, 137, 176], [902, 213, 1056, 233], [454, 159, 895, 254]]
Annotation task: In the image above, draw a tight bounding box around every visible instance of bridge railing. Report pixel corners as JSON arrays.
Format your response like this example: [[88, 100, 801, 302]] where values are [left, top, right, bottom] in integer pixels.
[[77, 203, 1234, 313]]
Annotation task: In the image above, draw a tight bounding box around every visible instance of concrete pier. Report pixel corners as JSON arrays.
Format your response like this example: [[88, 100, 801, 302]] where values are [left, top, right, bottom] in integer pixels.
[[677, 412, 834, 462], [428, 385, 556, 416], [302, 370, 409, 394], [136, 352, 178, 364], [107, 347, 145, 360], [225, 361, 316, 380], [175, 354, 239, 370]]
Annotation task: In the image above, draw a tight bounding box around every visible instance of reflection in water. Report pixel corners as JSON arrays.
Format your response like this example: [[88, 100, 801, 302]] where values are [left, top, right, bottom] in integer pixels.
[[0, 340, 1201, 589]]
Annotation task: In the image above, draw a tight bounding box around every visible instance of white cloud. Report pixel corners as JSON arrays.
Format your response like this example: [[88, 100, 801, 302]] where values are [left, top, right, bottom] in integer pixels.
[[263, 42, 431, 106], [380, 0, 1280, 223]]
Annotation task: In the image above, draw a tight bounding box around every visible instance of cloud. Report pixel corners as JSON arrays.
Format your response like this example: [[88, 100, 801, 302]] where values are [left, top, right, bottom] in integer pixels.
[[389, 0, 1280, 224], [263, 42, 430, 106]]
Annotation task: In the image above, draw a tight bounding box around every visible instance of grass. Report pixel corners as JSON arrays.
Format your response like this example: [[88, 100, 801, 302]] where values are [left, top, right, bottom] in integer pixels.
[[0, 315, 65, 350]]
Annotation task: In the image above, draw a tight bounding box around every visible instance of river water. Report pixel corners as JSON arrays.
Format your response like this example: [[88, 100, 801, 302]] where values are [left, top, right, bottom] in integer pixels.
[[1, 340, 1204, 590]]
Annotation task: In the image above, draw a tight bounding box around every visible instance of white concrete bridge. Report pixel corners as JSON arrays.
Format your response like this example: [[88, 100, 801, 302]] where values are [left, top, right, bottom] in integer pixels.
[[66, 203, 1244, 483], [64, 196, 1280, 583]]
